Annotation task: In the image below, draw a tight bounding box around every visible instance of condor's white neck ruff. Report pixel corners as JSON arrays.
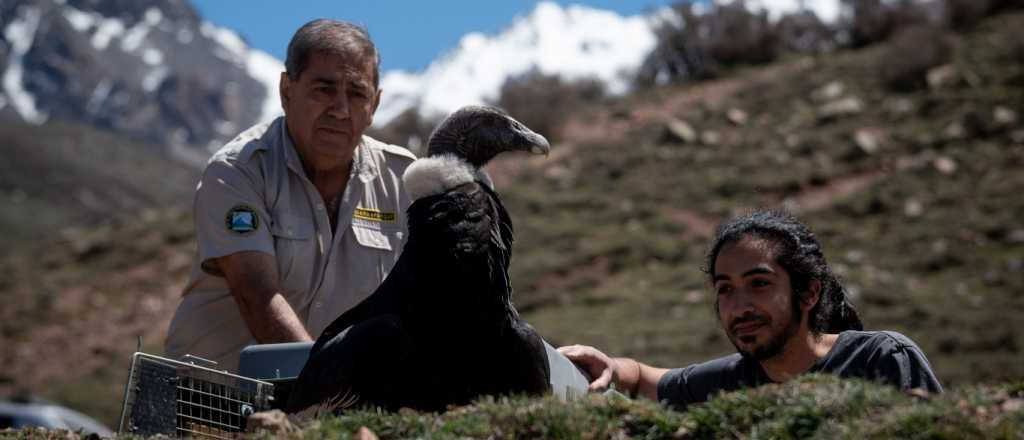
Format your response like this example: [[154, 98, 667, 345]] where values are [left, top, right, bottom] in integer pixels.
[[403, 154, 494, 201]]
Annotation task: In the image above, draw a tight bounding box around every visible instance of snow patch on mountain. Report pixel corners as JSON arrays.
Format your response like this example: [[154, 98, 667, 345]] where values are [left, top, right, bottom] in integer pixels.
[[195, 20, 283, 123], [716, 0, 842, 22], [245, 49, 284, 123], [201, 21, 247, 63], [62, 6, 93, 31], [121, 8, 163, 52], [3, 5, 48, 124], [375, 1, 658, 125]]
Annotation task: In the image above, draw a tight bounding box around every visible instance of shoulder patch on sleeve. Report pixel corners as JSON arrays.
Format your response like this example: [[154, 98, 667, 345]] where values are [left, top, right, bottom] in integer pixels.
[[225, 204, 260, 234]]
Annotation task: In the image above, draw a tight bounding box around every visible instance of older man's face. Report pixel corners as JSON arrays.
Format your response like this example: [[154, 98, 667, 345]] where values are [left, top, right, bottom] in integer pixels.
[[280, 51, 380, 173]]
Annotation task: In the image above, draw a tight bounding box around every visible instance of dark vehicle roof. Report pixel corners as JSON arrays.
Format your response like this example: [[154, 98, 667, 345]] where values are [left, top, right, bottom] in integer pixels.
[[0, 400, 113, 437]]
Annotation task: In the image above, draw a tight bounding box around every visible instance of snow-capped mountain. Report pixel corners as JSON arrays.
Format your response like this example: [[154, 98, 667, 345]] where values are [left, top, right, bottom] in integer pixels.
[[0, 0, 848, 154], [711, 0, 842, 23], [375, 2, 660, 125], [0, 0, 281, 159], [373, 0, 848, 126]]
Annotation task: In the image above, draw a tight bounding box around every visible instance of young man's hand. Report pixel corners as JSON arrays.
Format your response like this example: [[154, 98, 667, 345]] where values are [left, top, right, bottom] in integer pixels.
[[557, 344, 619, 392]]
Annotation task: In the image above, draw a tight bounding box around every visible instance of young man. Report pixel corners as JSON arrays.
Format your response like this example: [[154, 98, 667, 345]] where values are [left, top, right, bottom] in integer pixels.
[[559, 210, 942, 409], [165, 20, 416, 372]]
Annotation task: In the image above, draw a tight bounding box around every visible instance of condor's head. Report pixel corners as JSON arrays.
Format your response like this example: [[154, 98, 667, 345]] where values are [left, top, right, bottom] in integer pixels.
[[404, 106, 551, 200], [425, 106, 550, 168]]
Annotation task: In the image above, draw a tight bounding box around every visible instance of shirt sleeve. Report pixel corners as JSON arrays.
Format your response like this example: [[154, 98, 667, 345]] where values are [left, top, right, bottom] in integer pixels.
[[657, 366, 700, 409], [193, 158, 276, 274], [874, 332, 944, 394], [655, 354, 751, 409]]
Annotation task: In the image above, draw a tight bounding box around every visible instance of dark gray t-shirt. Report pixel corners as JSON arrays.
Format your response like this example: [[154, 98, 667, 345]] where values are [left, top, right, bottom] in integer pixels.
[[656, 330, 942, 409]]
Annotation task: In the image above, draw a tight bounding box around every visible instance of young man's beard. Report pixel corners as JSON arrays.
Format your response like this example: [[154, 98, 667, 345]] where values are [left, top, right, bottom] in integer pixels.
[[728, 295, 804, 361]]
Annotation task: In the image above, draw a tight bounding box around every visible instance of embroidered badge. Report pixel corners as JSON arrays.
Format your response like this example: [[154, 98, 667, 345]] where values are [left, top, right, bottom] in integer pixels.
[[353, 207, 396, 223], [225, 205, 259, 234]]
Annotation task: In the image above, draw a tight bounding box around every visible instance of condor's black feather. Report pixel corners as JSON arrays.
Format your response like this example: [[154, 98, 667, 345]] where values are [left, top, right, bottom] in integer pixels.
[[286, 107, 550, 414]]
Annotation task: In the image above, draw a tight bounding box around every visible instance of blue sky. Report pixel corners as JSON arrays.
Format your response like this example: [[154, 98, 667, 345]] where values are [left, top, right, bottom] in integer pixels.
[[191, 1, 679, 72]]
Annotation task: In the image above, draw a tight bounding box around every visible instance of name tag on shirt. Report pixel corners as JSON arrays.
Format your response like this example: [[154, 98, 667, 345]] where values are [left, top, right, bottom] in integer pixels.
[[353, 207, 396, 223]]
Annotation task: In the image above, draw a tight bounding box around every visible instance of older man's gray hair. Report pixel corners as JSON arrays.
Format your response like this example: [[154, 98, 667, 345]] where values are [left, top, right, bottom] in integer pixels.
[[285, 19, 381, 88]]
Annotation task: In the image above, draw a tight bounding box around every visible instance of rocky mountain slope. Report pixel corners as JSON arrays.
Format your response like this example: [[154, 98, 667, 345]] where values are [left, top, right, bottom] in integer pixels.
[[0, 0, 281, 158]]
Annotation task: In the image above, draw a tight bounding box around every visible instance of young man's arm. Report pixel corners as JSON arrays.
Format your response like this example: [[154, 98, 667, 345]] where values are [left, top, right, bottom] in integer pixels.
[[557, 345, 670, 400]]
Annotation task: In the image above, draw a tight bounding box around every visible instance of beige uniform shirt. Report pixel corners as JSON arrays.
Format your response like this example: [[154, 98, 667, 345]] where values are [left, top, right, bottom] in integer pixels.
[[164, 117, 416, 372]]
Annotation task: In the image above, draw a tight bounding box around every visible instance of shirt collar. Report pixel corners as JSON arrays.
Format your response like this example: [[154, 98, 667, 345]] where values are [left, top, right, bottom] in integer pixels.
[[352, 138, 378, 183], [278, 118, 305, 177]]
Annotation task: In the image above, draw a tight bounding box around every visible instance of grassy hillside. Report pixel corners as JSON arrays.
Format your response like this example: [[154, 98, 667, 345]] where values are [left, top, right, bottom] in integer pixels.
[[258, 375, 1024, 439], [4, 375, 1022, 439], [0, 10, 1022, 435], [501, 11, 1024, 387], [0, 119, 199, 422]]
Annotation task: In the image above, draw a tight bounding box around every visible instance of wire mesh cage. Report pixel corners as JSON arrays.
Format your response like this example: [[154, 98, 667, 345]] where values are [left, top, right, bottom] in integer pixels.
[[118, 352, 275, 439]]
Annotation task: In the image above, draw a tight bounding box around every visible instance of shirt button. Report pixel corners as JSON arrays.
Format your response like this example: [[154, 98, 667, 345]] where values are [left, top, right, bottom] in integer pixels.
[[314, 302, 322, 308], [316, 204, 324, 211]]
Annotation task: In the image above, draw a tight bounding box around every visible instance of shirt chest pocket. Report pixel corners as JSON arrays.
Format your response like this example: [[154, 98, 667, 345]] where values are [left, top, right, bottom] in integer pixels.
[[352, 224, 394, 251], [270, 212, 316, 290], [348, 223, 405, 297]]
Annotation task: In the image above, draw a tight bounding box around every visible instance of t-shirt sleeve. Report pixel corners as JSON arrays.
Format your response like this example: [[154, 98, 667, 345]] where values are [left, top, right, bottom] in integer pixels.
[[874, 332, 944, 394], [193, 159, 276, 274], [655, 355, 749, 409], [657, 365, 700, 409]]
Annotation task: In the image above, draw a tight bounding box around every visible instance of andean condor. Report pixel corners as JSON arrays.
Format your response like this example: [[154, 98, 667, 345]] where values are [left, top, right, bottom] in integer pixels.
[[286, 106, 553, 413]]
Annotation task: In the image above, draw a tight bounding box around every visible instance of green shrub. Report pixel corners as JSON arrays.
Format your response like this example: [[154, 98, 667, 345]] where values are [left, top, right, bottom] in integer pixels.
[[879, 26, 954, 91], [776, 10, 839, 54], [840, 0, 933, 47], [259, 376, 1023, 439], [944, 0, 997, 30], [635, 2, 780, 86], [492, 68, 606, 143]]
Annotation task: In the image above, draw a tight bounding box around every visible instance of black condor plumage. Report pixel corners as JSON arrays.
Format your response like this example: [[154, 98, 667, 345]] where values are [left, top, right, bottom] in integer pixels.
[[286, 106, 552, 414]]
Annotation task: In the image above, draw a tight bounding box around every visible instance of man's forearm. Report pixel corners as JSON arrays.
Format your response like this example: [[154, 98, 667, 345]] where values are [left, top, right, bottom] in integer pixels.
[[232, 290, 312, 343], [613, 357, 668, 400], [217, 251, 313, 344]]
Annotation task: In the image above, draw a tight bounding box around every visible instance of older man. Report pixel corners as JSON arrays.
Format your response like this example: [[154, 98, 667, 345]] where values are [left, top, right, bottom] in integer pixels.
[[165, 19, 416, 372]]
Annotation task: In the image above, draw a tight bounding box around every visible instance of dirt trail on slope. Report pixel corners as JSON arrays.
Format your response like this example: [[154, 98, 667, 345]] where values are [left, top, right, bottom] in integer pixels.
[[560, 58, 816, 147]]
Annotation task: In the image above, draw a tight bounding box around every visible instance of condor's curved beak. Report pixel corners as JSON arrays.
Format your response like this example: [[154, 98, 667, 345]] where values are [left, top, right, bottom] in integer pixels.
[[526, 132, 550, 156], [510, 120, 550, 157]]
